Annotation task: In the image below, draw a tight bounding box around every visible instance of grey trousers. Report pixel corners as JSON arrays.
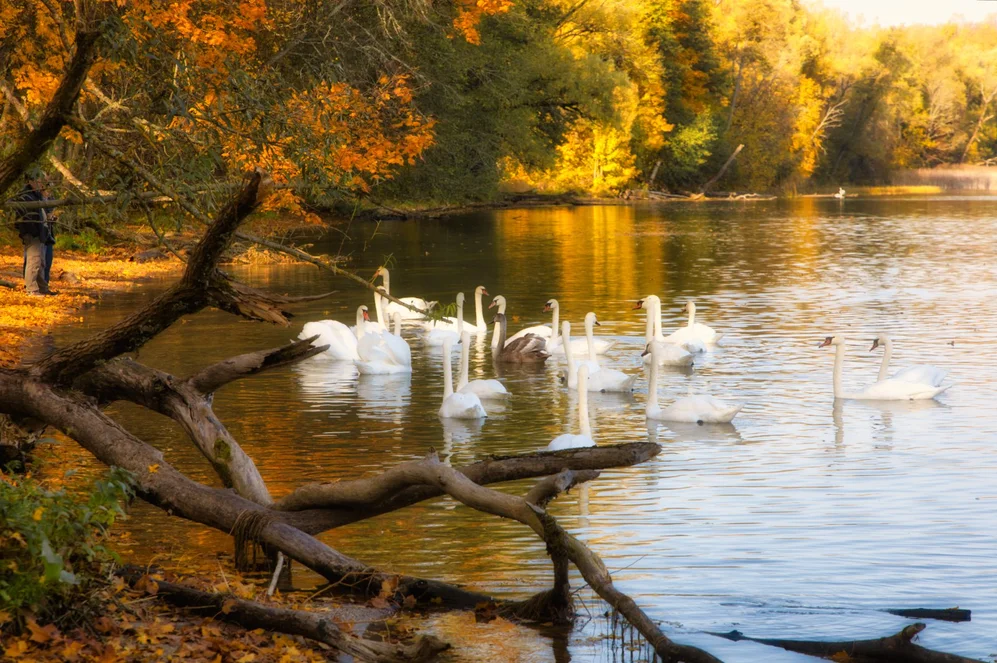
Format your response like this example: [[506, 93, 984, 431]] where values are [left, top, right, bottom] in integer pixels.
[[21, 235, 48, 294]]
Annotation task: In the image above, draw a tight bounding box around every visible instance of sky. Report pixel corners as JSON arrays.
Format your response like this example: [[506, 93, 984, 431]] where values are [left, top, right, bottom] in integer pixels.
[[815, 0, 997, 26]]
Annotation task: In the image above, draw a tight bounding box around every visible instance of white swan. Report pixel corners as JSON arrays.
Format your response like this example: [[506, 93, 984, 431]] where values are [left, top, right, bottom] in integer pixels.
[[871, 334, 948, 386], [439, 337, 487, 419], [560, 321, 600, 386], [544, 299, 614, 355], [547, 365, 596, 450], [457, 331, 510, 399], [298, 305, 370, 361], [583, 312, 636, 392], [643, 342, 742, 423], [833, 187, 846, 199], [639, 296, 694, 367], [356, 312, 412, 374], [424, 293, 465, 348], [662, 301, 722, 349], [374, 266, 436, 320], [819, 335, 950, 400], [422, 287, 489, 334]]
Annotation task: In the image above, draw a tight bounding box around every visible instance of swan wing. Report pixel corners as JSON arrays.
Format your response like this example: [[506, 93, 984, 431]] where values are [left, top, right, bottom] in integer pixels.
[[507, 324, 552, 344], [891, 364, 947, 387], [642, 341, 694, 366], [300, 320, 358, 360], [439, 393, 487, 419], [860, 378, 950, 401], [659, 395, 742, 423], [586, 367, 636, 392], [459, 379, 510, 398], [503, 334, 550, 360], [547, 434, 596, 451]]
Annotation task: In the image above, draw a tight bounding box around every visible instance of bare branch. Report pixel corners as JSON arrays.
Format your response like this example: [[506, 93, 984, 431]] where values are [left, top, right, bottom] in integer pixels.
[[188, 337, 329, 394]]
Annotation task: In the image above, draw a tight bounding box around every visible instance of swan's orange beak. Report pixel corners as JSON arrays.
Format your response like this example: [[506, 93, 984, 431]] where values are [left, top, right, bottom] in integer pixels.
[[488, 300, 498, 309], [542, 304, 552, 312], [819, 336, 833, 348], [481, 287, 489, 296], [869, 339, 880, 352], [633, 299, 644, 310], [362, 310, 370, 322]]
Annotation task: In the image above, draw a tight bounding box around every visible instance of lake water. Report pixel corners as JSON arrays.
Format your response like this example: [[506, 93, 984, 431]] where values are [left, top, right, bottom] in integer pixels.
[[52, 198, 997, 661]]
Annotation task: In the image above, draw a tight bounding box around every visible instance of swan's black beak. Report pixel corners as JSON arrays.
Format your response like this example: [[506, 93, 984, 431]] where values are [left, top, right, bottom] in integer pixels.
[[641, 344, 651, 357], [819, 336, 833, 348], [633, 299, 644, 310], [870, 338, 880, 352], [594, 320, 601, 326]]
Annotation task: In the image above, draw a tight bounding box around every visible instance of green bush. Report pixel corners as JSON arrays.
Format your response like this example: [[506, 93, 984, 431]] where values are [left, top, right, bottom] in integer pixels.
[[0, 467, 134, 628], [54, 228, 104, 254]]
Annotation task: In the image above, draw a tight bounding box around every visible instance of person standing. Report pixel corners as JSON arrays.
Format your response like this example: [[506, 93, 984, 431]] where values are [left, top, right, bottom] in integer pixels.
[[12, 168, 54, 296]]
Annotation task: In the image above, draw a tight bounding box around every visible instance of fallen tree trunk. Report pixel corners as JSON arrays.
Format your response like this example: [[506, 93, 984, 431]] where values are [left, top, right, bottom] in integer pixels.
[[709, 624, 984, 663], [884, 607, 971, 623], [117, 567, 449, 662]]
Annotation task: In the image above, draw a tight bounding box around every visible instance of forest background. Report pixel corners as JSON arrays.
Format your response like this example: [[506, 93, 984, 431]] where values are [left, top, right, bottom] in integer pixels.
[[2, 0, 996, 223]]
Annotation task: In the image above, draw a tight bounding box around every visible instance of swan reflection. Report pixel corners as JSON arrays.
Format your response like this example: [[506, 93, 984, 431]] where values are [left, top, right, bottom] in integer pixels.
[[294, 356, 357, 400], [356, 373, 411, 423]]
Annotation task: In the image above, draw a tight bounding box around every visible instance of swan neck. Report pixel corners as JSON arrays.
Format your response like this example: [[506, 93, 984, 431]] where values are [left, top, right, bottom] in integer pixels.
[[457, 300, 464, 335], [379, 269, 390, 293], [647, 350, 659, 414], [551, 305, 560, 342], [443, 348, 454, 400], [644, 305, 653, 343], [356, 307, 365, 338], [562, 322, 576, 388], [475, 290, 485, 329], [578, 374, 592, 437], [392, 313, 401, 336], [654, 297, 664, 338], [458, 339, 469, 390], [878, 339, 892, 382], [373, 290, 384, 325], [585, 318, 597, 362], [833, 342, 845, 398], [495, 316, 507, 352], [687, 303, 695, 328]]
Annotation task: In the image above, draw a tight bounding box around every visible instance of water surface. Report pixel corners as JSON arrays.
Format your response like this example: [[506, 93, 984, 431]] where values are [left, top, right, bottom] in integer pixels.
[[53, 198, 997, 661]]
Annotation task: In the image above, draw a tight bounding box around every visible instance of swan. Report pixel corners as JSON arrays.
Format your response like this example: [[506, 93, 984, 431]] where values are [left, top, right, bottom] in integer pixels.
[[819, 335, 950, 400], [560, 320, 634, 392], [559, 321, 601, 387], [643, 342, 741, 423], [488, 295, 557, 350], [492, 313, 550, 363], [356, 312, 412, 374], [374, 266, 436, 320], [544, 299, 614, 355], [424, 293, 465, 348], [871, 334, 948, 386], [457, 331, 510, 398], [439, 337, 487, 419], [582, 312, 636, 392], [638, 296, 694, 366], [422, 287, 489, 334], [298, 305, 370, 361], [833, 187, 846, 199], [547, 365, 596, 450], [661, 301, 721, 349]]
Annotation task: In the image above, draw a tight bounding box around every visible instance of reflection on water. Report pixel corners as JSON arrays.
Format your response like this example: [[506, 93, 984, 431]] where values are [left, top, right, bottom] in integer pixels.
[[51, 198, 997, 662]]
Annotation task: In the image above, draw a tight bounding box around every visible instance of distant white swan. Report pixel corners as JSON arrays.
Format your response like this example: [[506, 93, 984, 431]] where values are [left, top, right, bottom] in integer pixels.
[[662, 301, 722, 349], [422, 285, 489, 334], [439, 337, 487, 419], [833, 187, 846, 199], [583, 312, 636, 392], [374, 266, 436, 320], [544, 299, 614, 355], [298, 305, 370, 361], [871, 334, 948, 386], [820, 335, 950, 400], [638, 295, 694, 366], [424, 293, 465, 348], [356, 312, 412, 374], [643, 342, 742, 423], [548, 365, 596, 450], [457, 331, 510, 399], [561, 320, 634, 392]]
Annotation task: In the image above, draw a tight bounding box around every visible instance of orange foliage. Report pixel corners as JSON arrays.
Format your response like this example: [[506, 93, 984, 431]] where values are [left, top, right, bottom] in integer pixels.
[[452, 0, 513, 45]]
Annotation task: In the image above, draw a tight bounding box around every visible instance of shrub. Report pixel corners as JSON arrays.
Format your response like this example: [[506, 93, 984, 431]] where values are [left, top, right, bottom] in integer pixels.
[[0, 466, 134, 631], [54, 228, 104, 254]]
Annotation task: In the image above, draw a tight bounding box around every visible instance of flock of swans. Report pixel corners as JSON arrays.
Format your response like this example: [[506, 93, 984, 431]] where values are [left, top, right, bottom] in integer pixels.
[[298, 267, 953, 451]]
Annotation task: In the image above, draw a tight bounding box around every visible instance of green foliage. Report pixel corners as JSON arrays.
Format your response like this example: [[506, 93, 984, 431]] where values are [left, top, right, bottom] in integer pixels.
[[0, 467, 134, 627], [54, 228, 104, 254]]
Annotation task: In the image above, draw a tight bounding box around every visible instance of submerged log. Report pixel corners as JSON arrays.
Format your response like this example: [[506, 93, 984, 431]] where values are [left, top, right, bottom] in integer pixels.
[[885, 607, 971, 623], [117, 567, 448, 662], [710, 623, 985, 663]]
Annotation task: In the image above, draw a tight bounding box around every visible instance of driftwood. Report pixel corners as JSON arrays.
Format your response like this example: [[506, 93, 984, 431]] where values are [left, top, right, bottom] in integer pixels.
[[117, 567, 448, 662], [696, 144, 744, 196], [710, 623, 985, 663], [885, 607, 971, 623]]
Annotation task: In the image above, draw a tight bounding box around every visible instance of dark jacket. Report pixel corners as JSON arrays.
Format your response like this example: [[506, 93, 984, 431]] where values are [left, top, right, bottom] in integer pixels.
[[12, 185, 54, 244]]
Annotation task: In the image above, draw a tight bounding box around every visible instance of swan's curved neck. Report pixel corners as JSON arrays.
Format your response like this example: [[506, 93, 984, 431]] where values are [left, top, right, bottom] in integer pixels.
[[877, 338, 892, 382], [475, 290, 485, 330], [833, 342, 845, 399], [379, 269, 390, 293], [654, 297, 664, 339], [494, 315, 507, 353], [373, 290, 385, 325], [443, 346, 454, 400], [355, 307, 366, 338], [491, 299, 506, 348], [585, 317, 597, 362], [644, 303, 654, 343], [687, 303, 696, 328], [456, 299, 465, 335], [562, 322, 576, 389], [578, 373, 591, 437], [458, 338, 469, 390], [392, 313, 401, 336], [551, 305, 560, 342], [646, 350, 659, 415]]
